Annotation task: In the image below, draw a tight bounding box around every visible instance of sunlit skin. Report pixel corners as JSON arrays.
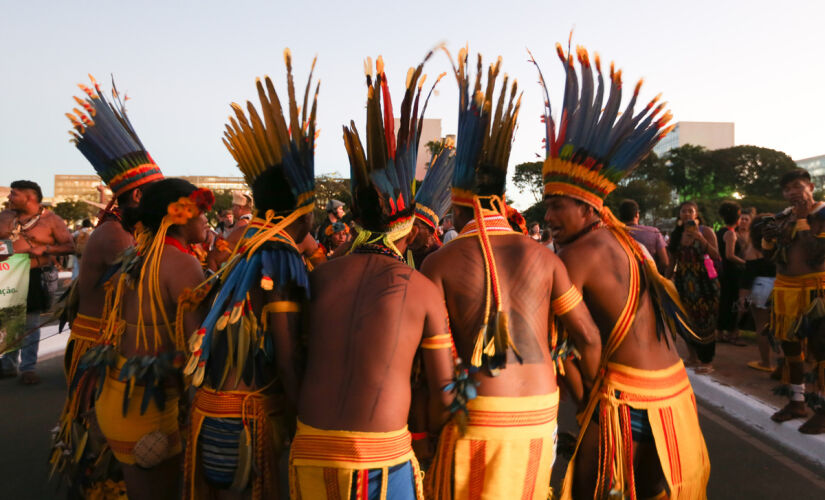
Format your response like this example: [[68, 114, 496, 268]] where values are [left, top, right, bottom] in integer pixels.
[[782, 178, 815, 215], [542, 196, 598, 245]]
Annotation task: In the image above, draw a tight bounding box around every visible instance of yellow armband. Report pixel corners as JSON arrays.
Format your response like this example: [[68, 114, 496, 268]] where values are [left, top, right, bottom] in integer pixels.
[[552, 285, 583, 316], [420, 333, 453, 350], [795, 219, 811, 232], [261, 301, 301, 331]]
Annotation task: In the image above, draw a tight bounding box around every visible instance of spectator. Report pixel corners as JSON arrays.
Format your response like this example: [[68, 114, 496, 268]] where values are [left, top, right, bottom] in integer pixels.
[[667, 200, 721, 374], [0, 180, 74, 384], [440, 214, 458, 243], [322, 221, 351, 257], [230, 190, 253, 228], [71, 218, 93, 280], [315, 199, 348, 250], [215, 209, 234, 238], [618, 199, 669, 274], [528, 221, 542, 241], [740, 213, 776, 372], [717, 201, 747, 346], [540, 226, 556, 252]]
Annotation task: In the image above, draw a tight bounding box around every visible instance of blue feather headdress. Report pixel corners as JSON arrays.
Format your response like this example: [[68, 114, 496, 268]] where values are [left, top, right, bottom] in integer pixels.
[[414, 140, 456, 232], [447, 47, 521, 208], [531, 42, 673, 211], [222, 49, 318, 216], [343, 53, 440, 256], [67, 76, 163, 198]]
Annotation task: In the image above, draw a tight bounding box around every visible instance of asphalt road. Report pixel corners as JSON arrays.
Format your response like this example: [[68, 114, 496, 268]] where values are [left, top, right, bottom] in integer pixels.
[[1, 356, 824, 499]]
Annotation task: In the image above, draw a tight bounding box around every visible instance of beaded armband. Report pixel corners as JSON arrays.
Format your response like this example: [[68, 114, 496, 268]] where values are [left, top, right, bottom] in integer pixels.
[[552, 285, 583, 316]]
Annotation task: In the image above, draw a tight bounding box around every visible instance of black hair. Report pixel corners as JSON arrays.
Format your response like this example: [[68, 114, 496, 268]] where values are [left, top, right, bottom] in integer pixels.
[[136, 178, 197, 232], [528, 221, 541, 230], [10, 180, 43, 203], [780, 169, 811, 189], [618, 199, 640, 223], [251, 167, 298, 216], [81, 218, 92, 228], [473, 163, 507, 207], [668, 201, 700, 255], [749, 213, 772, 252], [718, 200, 741, 226]]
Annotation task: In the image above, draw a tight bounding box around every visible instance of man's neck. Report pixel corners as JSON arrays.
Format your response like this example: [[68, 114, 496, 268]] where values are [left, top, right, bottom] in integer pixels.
[[15, 204, 40, 218], [328, 214, 338, 223]]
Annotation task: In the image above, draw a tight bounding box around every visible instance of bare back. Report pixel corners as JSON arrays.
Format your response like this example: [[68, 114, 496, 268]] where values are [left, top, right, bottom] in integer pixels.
[[423, 233, 567, 396], [77, 219, 134, 318], [559, 228, 679, 370], [300, 253, 450, 432]]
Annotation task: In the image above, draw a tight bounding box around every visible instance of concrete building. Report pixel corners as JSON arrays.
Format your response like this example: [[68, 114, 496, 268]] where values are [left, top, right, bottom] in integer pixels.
[[652, 121, 735, 157], [795, 154, 825, 180], [53, 174, 248, 205], [393, 118, 442, 180], [178, 175, 247, 192]]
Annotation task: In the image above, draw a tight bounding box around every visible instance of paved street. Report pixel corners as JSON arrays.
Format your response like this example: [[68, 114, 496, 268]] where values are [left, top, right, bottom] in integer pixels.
[[2, 355, 825, 499]]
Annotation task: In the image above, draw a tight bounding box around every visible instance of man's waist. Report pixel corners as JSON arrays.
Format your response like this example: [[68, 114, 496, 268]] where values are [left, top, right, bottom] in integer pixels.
[[774, 271, 825, 289], [291, 419, 414, 469]]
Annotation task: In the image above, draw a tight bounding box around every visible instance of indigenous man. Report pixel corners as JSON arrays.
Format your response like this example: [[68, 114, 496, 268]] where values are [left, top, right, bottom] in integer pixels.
[[537, 45, 710, 499], [408, 140, 455, 269], [205, 190, 253, 271], [761, 168, 825, 434], [51, 76, 165, 498], [0, 180, 74, 383], [291, 54, 454, 500], [422, 49, 601, 500], [182, 52, 318, 499], [315, 199, 349, 251], [320, 221, 351, 257]]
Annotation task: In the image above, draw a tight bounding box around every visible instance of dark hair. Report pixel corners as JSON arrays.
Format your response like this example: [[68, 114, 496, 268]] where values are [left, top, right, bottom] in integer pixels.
[[741, 206, 756, 218], [136, 178, 197, 232], [780, 169, 811, 189], [81, 218, 92, 228], [528, 221, 540, 230], [251, 167, 298, 215], [618, 199, 640, 223], [473, 164, 507, 207], [718, 200, 741, 226], [668, 201, 700, 255], [10, 180, 42, 202]]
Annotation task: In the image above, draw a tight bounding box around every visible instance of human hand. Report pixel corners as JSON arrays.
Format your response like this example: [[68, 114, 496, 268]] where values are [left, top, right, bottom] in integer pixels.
[[28, 245, 48, 257]]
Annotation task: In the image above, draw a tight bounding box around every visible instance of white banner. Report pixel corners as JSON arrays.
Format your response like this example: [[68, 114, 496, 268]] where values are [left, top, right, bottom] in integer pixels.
[[0, 254, 31, 354]]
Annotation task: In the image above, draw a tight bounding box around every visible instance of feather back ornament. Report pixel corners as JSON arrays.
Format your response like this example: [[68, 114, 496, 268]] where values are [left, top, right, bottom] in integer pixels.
[[66, 75, 163, 197], [222, 49, 318, 214], [343, 51, 440, 256], [414, 138, 456, 231], [446, 47, 522, 206], [530, 42, 674, 211]]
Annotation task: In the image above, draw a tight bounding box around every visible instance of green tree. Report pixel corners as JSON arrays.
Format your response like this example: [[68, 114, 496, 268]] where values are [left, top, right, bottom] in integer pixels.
[[314, 173, 352, 226], [605, 152, 675, 221], [52, 200, 96, 223], [709, 145, 798, 199], [205, 190, 234, 225], [512, 161, 543, 203]]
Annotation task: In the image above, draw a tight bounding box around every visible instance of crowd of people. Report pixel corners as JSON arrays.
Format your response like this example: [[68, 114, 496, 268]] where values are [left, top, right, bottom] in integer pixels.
[[0, 42, 822, 500]]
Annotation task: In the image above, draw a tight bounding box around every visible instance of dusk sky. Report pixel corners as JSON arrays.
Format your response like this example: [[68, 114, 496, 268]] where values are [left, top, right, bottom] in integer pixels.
[[2, 0, 823, 207]]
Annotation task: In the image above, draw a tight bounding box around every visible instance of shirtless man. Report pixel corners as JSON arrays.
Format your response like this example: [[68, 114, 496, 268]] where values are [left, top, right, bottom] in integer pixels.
[[762, 168, 825, 434], [0, 180, 74, 384], [422, 50, 601, 500], [206, 190, 252, 271], [291, 53, 454, 499], [538, 44, 710, 499]]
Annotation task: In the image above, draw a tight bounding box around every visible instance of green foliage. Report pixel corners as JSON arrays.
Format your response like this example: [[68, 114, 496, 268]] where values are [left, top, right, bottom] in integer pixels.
[[521, 200, 546, 226], [512, 161, 543, 203], [52, 200, 96, 223], [204, 190, 234, 225], [425, 139, 448, 166], [313, 174, 352, 225]]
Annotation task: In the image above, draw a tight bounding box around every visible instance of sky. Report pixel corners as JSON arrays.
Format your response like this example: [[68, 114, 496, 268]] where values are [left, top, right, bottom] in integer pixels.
[[1, 0, 824, 208]]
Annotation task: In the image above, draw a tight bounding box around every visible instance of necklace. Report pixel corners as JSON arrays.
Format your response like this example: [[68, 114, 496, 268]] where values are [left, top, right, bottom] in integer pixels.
[[164, 236, 195, 256], [352, 243, 406, 263], [11, 208, 44, 242]]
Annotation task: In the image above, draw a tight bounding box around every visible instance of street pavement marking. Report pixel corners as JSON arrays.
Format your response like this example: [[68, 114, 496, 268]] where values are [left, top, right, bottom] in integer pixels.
[[698, 405, 825, 491]]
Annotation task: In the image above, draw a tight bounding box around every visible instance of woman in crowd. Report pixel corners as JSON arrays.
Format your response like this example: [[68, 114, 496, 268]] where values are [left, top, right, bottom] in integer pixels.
[[667, 201, 721, 373], [717, 201, 747, 345], [740, 213, 777, 372]]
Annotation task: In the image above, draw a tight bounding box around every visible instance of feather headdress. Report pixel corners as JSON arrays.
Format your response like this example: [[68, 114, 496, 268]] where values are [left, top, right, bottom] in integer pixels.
[[222, 49, 318, 216], [531, 42, 673, 211], [414, 138, 456, 232], [449, 47, 521, 207], [67, 76, 163, 198], [343, 53, 439, 256]]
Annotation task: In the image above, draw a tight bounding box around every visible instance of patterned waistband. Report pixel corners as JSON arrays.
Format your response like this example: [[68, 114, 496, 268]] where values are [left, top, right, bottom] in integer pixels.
[[290, 420, 413, 469], [465, 391, 559, 428], [603, 360, 691, 403], [774, 272, 825, 290], [193, 386, 281, 419], [70, 314, 103, 343]]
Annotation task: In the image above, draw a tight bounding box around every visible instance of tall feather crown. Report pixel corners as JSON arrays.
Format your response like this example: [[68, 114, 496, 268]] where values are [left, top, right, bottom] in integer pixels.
[[533, 42, 673, 211], [414, 139, 456, 231], [449, 48, 521, 207], [67, 76, 163, 198], [343, 53, 437, 247], [222, 49, 318, 215]]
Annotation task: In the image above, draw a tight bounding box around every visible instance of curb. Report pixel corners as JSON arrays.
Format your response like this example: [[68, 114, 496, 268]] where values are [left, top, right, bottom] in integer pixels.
[[688, 369, 825, 469], [36, 325, 68, 362]]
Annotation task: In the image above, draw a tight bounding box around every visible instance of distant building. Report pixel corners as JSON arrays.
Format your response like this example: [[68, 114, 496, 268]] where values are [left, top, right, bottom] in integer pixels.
[[54, 174, 248, 206], [795, 154, 825, 180], [178, 176, 247, 192], [393, 118, 442, 180], [652, 121, 735, 157]]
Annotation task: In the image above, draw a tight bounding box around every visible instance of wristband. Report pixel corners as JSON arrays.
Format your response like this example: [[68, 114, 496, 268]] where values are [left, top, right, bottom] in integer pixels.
[[796, 219, 810, 232]]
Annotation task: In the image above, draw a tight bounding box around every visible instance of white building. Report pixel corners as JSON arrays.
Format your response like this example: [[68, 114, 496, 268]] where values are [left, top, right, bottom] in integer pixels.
[[653, 121, 735, 157]]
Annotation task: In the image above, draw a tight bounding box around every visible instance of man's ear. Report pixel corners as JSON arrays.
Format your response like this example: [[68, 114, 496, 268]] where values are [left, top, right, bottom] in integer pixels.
[[131, 187, 143, 206]]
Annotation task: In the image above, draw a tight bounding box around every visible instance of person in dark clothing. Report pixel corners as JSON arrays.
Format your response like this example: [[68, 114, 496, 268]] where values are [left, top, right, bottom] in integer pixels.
[[717, 200, 747, 346]]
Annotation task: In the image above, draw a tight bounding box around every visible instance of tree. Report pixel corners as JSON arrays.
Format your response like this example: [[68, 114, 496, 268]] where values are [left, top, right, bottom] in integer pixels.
[[52, 200, 96, 223], [605, 152, 675, 222], [205, 190, 234, 225], [314, 173, 352, 226], [512, 161, 543, 203], [709, 145, 798, 199]]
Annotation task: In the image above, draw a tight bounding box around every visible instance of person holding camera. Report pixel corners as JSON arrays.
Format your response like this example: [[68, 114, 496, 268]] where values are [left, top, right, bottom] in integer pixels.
[[0, 180, 74, 384], [666, 200, 721, 374]]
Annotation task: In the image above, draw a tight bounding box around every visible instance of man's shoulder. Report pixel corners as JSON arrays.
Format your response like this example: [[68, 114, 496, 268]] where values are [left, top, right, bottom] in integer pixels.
[[629, 224, 659, 234], [558, 228, 618, 261], [42, 209, 68, 227], [88, 220, 131, 249]]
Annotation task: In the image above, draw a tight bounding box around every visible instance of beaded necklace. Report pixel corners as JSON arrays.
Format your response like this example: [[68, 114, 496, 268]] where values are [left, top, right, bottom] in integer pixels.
[[352, 242, 406, 263]]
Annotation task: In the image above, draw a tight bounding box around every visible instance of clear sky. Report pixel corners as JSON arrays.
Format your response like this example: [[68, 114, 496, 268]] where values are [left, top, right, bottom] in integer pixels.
[[2, 0, 823, 208]]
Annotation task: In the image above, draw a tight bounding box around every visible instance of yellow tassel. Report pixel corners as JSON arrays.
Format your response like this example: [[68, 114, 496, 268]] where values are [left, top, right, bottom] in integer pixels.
[[470, 326, 486, 367], [193, 364, 205, 387], [216, 311, 231, 331], [229, 301, 244, 324], [183, 352, 200, 376]]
